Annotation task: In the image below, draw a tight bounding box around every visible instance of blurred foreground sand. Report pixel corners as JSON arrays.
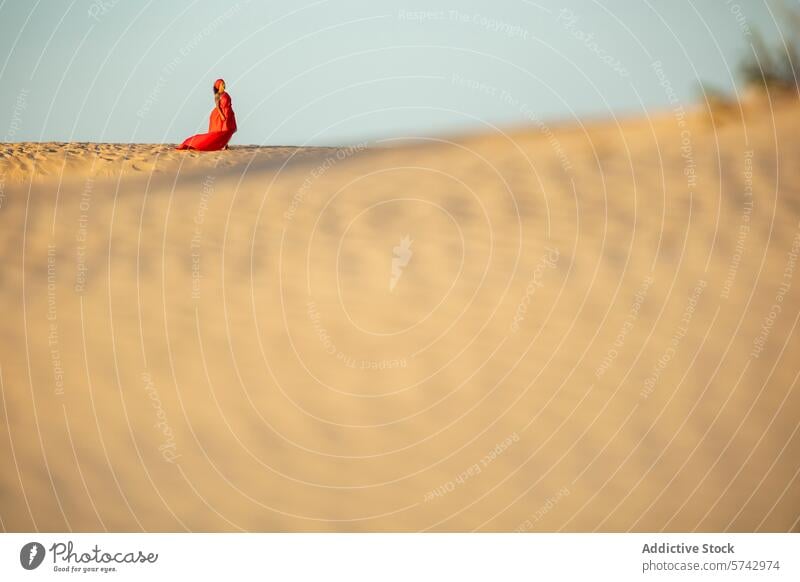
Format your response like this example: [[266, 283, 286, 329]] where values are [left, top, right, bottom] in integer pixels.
[[1, 100, 799, 531]]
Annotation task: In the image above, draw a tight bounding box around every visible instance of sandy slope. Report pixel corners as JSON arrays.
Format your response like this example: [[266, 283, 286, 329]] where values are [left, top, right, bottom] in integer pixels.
[[1, 100, 799, 532]]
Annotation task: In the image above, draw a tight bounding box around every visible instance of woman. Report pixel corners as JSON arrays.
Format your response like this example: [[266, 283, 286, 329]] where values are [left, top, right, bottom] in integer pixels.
[[177, 78, 237, 151]]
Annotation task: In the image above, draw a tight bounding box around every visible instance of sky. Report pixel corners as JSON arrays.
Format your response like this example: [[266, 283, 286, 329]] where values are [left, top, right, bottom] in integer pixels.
[[0, 0, 793, 146]]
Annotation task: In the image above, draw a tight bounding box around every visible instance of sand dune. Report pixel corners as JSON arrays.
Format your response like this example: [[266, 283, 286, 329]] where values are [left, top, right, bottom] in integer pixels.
[[1, 99, 799, 532]]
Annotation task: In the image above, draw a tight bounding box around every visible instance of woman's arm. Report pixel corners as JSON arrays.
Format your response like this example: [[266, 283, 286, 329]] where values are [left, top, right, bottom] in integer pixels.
[[219, 93, 232, 121], [216, 93, 226, 121]]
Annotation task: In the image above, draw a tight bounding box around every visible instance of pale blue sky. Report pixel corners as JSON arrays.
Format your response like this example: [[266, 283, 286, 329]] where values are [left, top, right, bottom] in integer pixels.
[[0, 0, 791, 145]]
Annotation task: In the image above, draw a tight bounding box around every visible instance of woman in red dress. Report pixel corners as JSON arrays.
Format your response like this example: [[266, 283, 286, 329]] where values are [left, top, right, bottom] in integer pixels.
[[177, 78, 237, 151]]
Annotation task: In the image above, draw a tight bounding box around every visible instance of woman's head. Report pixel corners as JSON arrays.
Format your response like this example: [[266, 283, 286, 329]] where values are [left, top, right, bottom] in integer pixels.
[[213, 78, 226, 94]]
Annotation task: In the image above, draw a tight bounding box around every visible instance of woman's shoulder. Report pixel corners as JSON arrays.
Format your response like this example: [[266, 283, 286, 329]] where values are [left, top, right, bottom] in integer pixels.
[[220, 91, 232, 103]]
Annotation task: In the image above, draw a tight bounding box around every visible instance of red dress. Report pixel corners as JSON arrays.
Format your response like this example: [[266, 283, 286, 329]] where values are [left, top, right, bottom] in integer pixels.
[[177, 92, 237, 151]]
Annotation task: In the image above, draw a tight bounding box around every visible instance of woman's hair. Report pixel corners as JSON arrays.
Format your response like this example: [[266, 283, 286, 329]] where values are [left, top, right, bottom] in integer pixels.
[[213, 78, 225, 94]]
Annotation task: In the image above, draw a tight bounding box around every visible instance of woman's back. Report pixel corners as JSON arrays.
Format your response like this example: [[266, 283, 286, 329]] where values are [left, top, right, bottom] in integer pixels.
[[209, 92, 236, 133]]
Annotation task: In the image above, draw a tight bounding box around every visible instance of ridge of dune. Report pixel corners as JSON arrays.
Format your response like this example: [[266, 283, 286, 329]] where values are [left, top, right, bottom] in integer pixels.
[[1, 92, 793, 185], [0, 142, 350, 184]]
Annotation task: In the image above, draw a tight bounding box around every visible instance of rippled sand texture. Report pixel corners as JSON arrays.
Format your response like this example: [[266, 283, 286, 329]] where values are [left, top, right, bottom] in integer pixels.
[[1, 101, 799, 532]]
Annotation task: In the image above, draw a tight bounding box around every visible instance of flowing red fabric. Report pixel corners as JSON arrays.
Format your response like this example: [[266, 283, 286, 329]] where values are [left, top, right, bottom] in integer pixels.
[[177, 91, 237, 151]]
